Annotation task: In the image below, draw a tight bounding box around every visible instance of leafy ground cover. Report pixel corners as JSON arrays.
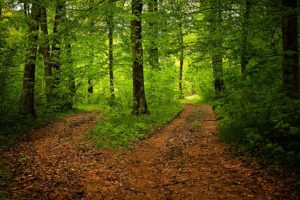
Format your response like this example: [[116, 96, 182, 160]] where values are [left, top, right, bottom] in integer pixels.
[[0, 104, 299, 199], [90, 103, 183, 149]]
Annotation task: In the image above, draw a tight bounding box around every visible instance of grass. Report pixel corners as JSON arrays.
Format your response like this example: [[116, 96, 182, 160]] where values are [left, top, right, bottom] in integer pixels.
[[90, 103, 183, 149], [180, 95, 203, 104]]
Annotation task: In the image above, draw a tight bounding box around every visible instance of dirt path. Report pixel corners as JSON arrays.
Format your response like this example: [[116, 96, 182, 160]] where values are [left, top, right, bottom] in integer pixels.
[[0, 104, 298, 199]]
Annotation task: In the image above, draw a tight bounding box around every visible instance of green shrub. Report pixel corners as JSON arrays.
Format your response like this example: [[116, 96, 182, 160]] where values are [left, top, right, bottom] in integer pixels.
[[90, 103, 182, 149]]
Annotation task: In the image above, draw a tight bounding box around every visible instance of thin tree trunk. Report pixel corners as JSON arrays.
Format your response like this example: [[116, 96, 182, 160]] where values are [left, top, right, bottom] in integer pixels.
[[88, 53, 94, 96], [108, 0, 115, 106], [88, 79, 93, 95], [148, 0, 159, 69], [179, 25, 184, 98], [282, 0, 299, 99], [131, 0, 149, 115], [241, 0, 251, 74], [20, 0, 40, 117], [0, 1, 2, 16], [66, 42, 75, 108]]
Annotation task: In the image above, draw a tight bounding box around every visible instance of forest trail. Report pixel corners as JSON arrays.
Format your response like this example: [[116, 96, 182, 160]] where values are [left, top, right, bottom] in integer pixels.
[[0, 104, 298, 199]]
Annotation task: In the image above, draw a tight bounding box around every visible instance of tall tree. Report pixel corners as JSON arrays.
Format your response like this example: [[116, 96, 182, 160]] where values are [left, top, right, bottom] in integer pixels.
[[148, 0, 159, 69], [210, 0, 224, 97], [178, 22, 184, 98], [107, 0, 115, 106], [282, 0, 299, 99], [240, 0, 251, 74], [131, 0, 149, 115], [52, 0, 66, 86], [39, 2, 52, 103], [20, 0, 40, 117]]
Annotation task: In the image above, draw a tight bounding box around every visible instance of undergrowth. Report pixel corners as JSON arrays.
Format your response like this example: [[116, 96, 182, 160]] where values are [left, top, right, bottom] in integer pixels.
[[216, 67, 300, 173], [90, 104, 183, 149]]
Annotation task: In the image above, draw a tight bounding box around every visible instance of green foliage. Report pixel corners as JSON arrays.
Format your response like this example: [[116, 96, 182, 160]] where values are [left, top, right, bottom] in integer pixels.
[[217, 64, 300, 170], [0, 0, 299, 175], [90, 103, 182, 149]]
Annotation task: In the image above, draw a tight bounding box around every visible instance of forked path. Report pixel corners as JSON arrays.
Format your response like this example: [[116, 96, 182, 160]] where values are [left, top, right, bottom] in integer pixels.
[[1, 104, 298, 199]]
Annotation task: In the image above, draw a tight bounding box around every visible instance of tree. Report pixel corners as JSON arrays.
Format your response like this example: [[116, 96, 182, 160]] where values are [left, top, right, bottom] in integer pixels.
[[148, 0, 159, 69], [209, 0, 224, 97], [240, 0, 251, 74], [39, 2, 52, 103], [20, 0, 40, 117], [131, 0, 149, 115], [107, 0, 115, 106], [178, 22, 184, 98], [282, 0, 299, 99], [51, 0, 66, 103]]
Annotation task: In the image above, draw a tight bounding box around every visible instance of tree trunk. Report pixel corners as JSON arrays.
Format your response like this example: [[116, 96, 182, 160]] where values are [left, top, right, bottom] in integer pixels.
[[52, 0, 66, 81], [0, 1, 2, 16], [210, 0, 224, 98], [20, 0, 40, 117], [108, 0, 115, 107], [148, 0, 159, 69], [131, 0, 149, 115], [241, 0, 251, 74], [179, 25, 184, 98], [39, 3, 53, 104], [88, 79, 93, 95], [66, 42, 75, 108], [282, 0, 299, 99]]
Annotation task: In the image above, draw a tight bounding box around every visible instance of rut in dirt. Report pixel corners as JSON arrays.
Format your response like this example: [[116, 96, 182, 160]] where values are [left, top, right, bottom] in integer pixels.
[[0, 104, 298, 199]]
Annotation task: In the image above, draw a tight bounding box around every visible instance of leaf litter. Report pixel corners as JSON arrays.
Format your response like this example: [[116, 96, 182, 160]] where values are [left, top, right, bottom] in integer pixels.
[[0, 105, 299, 199]]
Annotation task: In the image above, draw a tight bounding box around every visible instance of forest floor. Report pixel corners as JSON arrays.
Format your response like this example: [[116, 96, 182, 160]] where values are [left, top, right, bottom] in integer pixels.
[[0, 104, 299, 199]]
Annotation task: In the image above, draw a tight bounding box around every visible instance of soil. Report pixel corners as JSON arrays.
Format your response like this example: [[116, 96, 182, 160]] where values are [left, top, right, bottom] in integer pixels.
[[0, 104, 299, 199]]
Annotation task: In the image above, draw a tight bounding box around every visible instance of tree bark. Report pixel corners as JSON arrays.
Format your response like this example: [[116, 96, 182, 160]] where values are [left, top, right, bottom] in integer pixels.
[[282, 0, 299, 99], [88, 79, 93, 95], [52, 0, 66, 79], [39, 3, 53, 104], [131, 0, 149, 115], [210, 0, 224, 98], [108, 0, 115, 106], [241, 0, 251, 74], [20, 0, 40, 117], [148, 0, 159, 69], [179, 25, 184, 98], [66, 42, 75, 108]]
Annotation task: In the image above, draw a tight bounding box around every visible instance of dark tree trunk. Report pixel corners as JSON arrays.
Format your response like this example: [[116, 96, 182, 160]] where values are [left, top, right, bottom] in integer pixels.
[[51, 0, 66, 80], [20, 0, 40, 118], [241, 0, 251, 74], [131, 0, 149, 115], [282, 0, 299, 99], [66, 42, 75, 108], [0, 2, 2, 16], [210, 0, 224, 98], [39, 4, 53, 103], [179, 25, 184, 98], [108, 0, 115, 106], [88, 79, 93, 95], [148, 0, 159, 69], [88, 52, 94, 96], [212, 53, 224, 96]]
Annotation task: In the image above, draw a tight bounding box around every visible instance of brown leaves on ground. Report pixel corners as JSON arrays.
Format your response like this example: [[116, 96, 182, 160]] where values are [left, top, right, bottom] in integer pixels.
[[0, 105, 299, 199]]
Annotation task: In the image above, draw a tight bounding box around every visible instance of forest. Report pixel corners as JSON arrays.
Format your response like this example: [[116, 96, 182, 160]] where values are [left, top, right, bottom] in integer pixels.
[[0, 0, 300, 199]]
